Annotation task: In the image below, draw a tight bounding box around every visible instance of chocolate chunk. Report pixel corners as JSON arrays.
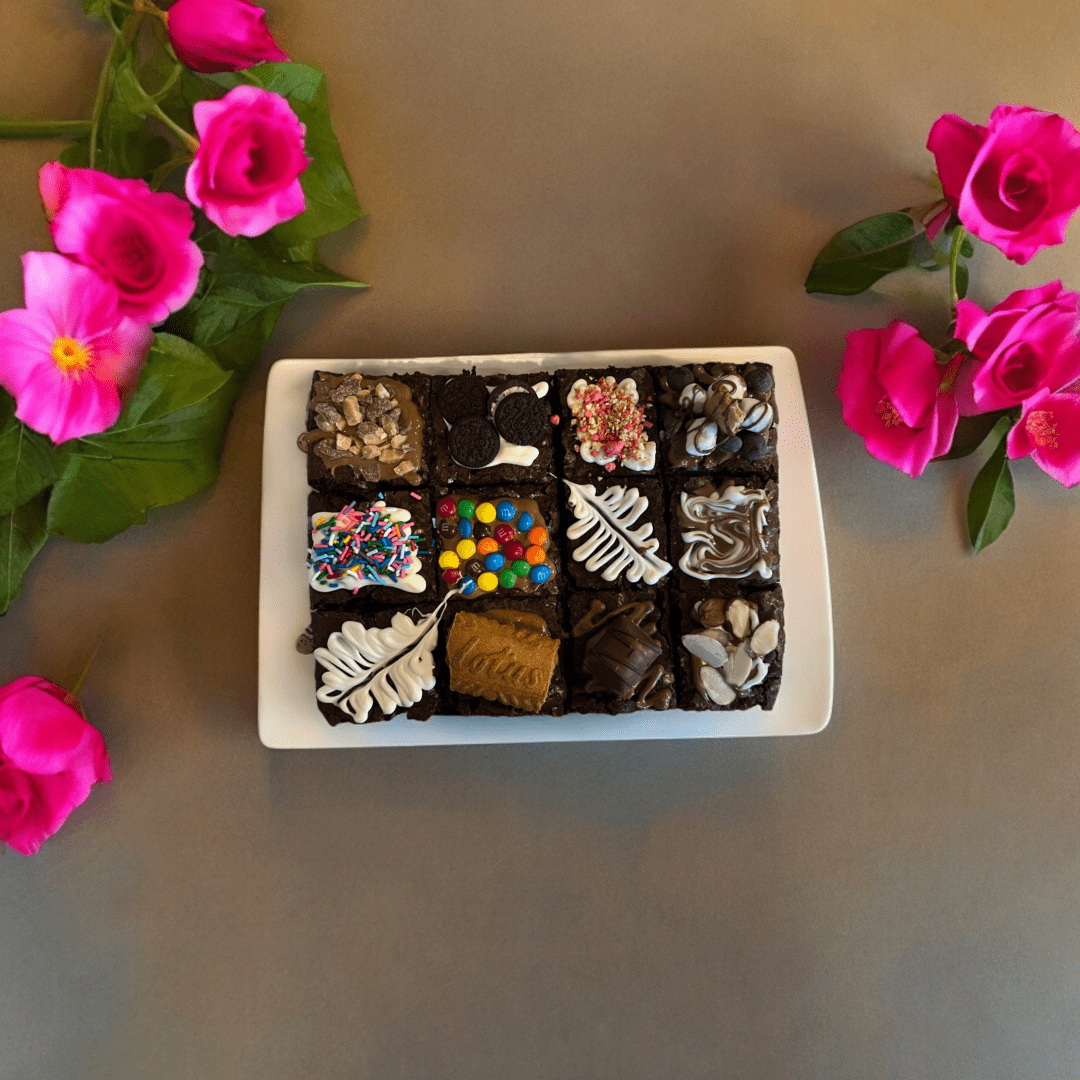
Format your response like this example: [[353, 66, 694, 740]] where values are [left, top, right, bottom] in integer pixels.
[[740, 432, 768, 460], [493, 390, 547, 447], [663, 368, 694, 391], [447, 415, 501, 468], [582, 615, 663, 699], [438, 374, 489, 422], [744, 366, 774, 395]]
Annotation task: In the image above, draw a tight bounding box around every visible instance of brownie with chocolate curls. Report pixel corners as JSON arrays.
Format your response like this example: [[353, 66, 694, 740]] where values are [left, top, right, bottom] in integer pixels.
[[301, 371, 431, 495], [307, 489, 436, 611], [554, 366, 660, 482], [653, 362, 777, 478], [311, 602, 446, 725], [560, 476, 672, 591], [567, 587, 676, 715], [444, 596, 567, 716], [668, 474, 779, 590], [673, 584, 785, 711], [430, 369, 557, 487], [433, 484, 561, 602]]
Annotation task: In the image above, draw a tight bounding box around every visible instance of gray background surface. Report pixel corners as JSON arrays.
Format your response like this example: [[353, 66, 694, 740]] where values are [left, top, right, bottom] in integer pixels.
[[2, 1, 1080, 1077]]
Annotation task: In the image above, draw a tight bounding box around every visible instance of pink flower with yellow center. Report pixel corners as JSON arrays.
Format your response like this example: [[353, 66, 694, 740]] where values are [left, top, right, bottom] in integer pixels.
[[1007, 387, 1080, 487], [0, 252, 152, 445]]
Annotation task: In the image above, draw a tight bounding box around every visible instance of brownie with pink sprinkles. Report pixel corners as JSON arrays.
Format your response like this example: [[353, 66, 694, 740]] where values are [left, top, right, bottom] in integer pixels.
[[554, 367, 660, 481]]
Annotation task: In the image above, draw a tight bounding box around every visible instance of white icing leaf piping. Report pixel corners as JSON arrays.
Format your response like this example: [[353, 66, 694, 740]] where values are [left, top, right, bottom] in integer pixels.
[[314, 597, 452, 723], [563, 479, 672, 585]]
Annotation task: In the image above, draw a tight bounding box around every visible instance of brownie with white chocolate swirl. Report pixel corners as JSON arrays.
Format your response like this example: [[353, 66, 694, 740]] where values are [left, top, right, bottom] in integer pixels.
[[654, 362, 777, 477], [668, 475, 779, 588]]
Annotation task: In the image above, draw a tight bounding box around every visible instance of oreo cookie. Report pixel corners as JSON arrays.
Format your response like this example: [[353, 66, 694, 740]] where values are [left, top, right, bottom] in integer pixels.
[[438, 374, 488, 423], [447, 415, 501, 467], [493, 389, 547, 447]]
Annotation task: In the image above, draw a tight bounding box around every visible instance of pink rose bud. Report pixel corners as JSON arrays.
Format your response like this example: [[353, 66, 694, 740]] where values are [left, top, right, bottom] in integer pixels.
[[37, 161, 69, 220], [0, 676, 111, 856], [185, 85, 309, 237], [837, 321, 959, 477], [166, 0, 289, 74], [927, 104, 1080, 264], [953, 281, 1080, 413], [47, 168, 203, 325]]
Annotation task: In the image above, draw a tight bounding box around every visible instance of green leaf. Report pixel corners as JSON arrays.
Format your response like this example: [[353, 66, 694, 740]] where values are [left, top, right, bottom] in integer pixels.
[[165, 233, 365, 375], [0, 391, 63, 515], [806, 211, 936, 295], [960, 236, 975, 258], [967, 427, 1016, 553], [46, 335, 236, 543], [66, 100, 171, 180], [937, 413, 1014, 462], [207, 63, 363, 244], [0, 493, 49, 615]]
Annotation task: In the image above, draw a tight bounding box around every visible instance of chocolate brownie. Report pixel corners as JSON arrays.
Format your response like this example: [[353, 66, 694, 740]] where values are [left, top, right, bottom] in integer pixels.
[[301, 371, 431, 494], [307, 489, 436, 611], [433, 485, 561, 601], [560, 476, 672, 590], [654, 362, 778, 478], [668, 475, 779, 590], [554, 367, 660, 482], [430, 370, 557, 486], [567, 588, 676, 714], [311, 602, 446, 725], [444, 597, 567, 716], [673, 585, 784, 711]]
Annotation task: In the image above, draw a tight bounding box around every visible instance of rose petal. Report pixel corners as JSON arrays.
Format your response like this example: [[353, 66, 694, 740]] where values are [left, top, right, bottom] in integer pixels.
[[927, 113, 987, 208], [0, 681, 95, 775]]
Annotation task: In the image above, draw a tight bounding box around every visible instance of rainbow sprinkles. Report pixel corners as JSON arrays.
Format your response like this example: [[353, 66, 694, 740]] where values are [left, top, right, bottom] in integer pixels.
[[308, 501, 427, 594]]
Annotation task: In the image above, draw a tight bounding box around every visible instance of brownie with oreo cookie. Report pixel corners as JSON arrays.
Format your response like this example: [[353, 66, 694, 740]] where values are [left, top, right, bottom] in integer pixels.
[[433, 485, 561, 601], [653, 362, 777, 477], [554, 366, 660, 481], [430, 370, 556, 487], [301, 371, 431, 494], [567, 587, 675, 715]]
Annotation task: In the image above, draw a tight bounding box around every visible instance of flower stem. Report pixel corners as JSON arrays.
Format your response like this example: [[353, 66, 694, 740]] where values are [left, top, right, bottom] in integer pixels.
[[948, 224, 966, 312], [70, 632, 107, 699], [0, 119, 92, 140]]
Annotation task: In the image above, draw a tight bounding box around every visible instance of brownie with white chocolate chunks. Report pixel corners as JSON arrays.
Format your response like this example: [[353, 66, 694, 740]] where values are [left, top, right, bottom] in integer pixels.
[[668, 475, 779, 589], [673, 585, 784, 711], [444, 597, 567, 716], [311, 603, 445, 725], [654, 362, 777, 477], [431, 370, 556, 486], [300, 371, 431, 494], [433, 485, 561, 601], [555, 367, 659, 482], [307, 489, 436, 610], [568, 588, 676, 714], [560, 476, 672, 590]]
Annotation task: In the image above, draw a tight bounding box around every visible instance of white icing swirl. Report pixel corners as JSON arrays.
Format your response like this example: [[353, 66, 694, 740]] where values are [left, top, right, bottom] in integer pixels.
[[677, 485, 772, 580]]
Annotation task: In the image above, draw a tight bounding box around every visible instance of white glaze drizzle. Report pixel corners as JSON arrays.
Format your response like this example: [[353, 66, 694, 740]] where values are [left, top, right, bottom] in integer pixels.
[[563, 479, 672, 585]]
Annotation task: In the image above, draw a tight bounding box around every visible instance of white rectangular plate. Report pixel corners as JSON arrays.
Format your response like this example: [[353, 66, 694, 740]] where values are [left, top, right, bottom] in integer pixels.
[[259, 347, 833, 748]]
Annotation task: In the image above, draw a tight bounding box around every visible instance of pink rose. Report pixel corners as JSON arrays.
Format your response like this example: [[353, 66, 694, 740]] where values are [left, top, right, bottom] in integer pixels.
[[837, 321, 959, 477], [0, 252, 152, 444], [185, 85, 308, 237], [42, 165, 202, 325], [1007, 387, 1080, 487], [167, 0, 289, 74], [927, 105, 1080, 264], [953, 280, 1080, 413], [0, 676, 111, 856]]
